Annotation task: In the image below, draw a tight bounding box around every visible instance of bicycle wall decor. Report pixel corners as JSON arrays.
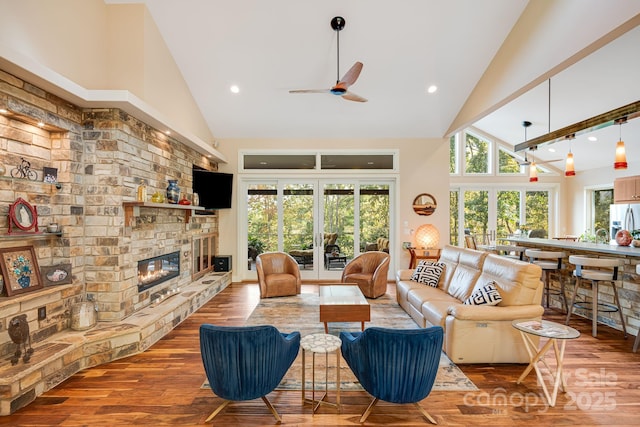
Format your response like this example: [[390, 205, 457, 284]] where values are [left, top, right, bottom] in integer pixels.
[[11, 158, 37, 181]]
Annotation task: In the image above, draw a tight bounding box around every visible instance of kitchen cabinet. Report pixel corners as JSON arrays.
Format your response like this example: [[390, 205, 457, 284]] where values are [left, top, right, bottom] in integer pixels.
[[614, 176, 640, 203]]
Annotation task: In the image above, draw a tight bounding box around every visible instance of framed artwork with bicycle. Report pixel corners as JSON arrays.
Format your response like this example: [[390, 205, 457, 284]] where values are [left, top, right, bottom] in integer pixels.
[[8, 197, 39, 234]]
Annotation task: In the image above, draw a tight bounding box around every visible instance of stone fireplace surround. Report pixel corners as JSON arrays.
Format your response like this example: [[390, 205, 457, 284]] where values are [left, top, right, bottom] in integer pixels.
[[0, 70, 227, 414]]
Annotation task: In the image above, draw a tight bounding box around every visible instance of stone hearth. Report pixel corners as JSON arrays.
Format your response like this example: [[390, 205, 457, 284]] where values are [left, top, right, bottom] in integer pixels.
[[0, 271, 230, 416]]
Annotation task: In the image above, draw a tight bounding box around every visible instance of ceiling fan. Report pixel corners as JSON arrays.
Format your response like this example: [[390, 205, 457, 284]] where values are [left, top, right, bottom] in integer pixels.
[[517, 121, 561, 166], [289, 16, 367, 103]]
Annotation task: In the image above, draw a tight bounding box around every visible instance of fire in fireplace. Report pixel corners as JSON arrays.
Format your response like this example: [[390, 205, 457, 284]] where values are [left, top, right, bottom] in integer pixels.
[[137, 251, 180, 292]]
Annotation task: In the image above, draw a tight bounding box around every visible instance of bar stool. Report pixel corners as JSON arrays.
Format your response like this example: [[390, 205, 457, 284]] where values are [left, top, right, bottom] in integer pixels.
[[565, 255, 627, 339], [525, 249, 567, 312], [495, 244, 525, 261]]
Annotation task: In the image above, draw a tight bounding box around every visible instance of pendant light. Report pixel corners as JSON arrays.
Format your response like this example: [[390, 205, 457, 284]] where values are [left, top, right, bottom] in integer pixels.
[[564, 134, 575, 177], [529, 159, 538, 182], [522, 120, 538, 182], [565, 149, 575, 176], [614, 117, 628, 170]]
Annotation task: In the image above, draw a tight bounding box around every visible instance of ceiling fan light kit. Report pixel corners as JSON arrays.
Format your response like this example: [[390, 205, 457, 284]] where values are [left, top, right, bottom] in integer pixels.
[[288, 16, 367, 103]]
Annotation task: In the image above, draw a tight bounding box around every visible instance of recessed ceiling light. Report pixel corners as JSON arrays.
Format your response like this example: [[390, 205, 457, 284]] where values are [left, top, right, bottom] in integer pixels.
[[427, 85, 438, 94], [230, 85, 240, 94], [37, 121, 45, 127], [165, 130, 171, 135], [588, 136, 597, 142], [548, 148, 556, 153]]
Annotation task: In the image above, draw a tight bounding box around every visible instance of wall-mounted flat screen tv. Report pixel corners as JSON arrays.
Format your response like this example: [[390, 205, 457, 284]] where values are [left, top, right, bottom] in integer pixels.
[[192, 166, 233, 210]]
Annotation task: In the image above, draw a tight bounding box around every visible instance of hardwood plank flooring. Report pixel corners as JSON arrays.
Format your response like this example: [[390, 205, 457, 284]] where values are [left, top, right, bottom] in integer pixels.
[[2, 282, 639, 426]]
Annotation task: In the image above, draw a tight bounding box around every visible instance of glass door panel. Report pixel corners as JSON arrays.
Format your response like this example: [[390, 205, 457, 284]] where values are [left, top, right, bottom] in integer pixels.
[[359, 184, 390, 253], [323, 183, 354, 274], [463, 190, 489, 245], [283, 182, 317, 275], [247, 183, 278, 271], [497, 190, 520, 240], [525, 191, 550, 238]]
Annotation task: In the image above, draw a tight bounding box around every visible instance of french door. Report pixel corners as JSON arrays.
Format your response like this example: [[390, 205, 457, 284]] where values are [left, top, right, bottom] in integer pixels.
[[452, 186, 553, 246], [243, 178, 392, 280]]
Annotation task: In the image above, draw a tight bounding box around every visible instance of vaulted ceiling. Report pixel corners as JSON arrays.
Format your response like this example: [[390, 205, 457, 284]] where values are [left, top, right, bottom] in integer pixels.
[[133, 1, 640, 171]]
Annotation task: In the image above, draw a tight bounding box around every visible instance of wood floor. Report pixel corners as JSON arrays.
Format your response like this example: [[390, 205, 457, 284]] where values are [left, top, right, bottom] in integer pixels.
[[2, 282, 639, 426]]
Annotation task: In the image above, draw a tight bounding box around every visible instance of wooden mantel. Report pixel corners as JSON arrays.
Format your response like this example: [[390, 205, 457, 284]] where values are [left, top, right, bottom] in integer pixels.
[[123, 201, 205, 226]]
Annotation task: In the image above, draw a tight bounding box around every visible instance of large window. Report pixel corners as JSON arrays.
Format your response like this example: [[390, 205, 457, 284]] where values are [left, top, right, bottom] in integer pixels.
[[593, 189, 613, 232], [464, 132, 491, 174]]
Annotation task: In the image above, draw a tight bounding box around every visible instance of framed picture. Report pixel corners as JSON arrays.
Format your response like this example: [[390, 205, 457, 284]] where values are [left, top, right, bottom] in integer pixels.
[[43, 167, 58, 184], [0, 246, 43, 296], [40, 263, 72, 286], [8, 197, 39, 234]]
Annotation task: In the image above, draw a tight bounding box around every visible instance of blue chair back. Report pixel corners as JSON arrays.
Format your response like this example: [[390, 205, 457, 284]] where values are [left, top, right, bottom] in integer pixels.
[[340, 326, 443, 404], [200, 324, 300, 401]]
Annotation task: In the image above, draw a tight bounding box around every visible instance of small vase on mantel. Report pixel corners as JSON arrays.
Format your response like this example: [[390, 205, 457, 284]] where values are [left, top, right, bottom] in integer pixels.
[[166, 180, 180, 204]]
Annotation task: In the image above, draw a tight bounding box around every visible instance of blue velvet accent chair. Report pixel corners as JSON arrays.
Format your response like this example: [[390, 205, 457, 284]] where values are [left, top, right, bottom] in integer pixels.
[[199, 324, 300, 423], [340, 326, 444, 423]]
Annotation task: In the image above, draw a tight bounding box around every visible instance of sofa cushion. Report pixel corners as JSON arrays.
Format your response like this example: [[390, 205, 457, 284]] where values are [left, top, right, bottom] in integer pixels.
[[411, 261, 445, 287], [445, 249, 487, 301], [463, 281, 502, 306], [477, 254, 543, 306]]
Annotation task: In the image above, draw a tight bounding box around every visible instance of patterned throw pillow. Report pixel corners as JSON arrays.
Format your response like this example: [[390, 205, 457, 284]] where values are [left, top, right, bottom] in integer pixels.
[[410, 261, 445, 287], [464, 281, 503, 306]]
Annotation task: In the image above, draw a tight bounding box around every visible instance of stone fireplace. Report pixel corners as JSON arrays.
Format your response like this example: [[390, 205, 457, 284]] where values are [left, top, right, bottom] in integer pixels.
[[137, 251, 180, 292]]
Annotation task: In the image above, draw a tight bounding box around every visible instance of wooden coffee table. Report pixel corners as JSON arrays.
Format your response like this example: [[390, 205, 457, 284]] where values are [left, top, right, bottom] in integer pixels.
[[319, 284, 370, 333]]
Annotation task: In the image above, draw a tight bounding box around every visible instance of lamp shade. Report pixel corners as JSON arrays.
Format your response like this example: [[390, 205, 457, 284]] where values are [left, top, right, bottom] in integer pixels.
[[614, 139, 627, 170], [565, 151, 575, 177], [529, 163, 538, 182], [415, 224, 439, 248]]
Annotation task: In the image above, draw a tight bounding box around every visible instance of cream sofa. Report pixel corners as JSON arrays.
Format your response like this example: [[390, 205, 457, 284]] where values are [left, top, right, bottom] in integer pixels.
[[396, 245, 544, 364]]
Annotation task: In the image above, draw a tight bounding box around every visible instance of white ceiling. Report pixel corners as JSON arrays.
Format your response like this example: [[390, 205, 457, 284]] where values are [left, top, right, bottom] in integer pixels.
[[138, 0, 640, 172]]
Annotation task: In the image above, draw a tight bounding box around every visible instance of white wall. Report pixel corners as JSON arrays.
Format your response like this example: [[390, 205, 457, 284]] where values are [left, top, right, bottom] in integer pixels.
[[0, 0, 214, 144]]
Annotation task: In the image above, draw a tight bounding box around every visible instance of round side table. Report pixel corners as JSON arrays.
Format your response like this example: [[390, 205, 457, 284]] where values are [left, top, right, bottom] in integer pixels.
[[301, 333, 342, 413]]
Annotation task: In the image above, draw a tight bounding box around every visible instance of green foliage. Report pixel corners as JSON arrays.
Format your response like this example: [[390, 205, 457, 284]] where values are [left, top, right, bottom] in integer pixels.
[[449, 190, 459, 246], [465, 132, 489, 174], [449, 135, 457, 174], [498, 149, 522, 174], [247, 183, 389, 259], [593, 189, 613, 232]]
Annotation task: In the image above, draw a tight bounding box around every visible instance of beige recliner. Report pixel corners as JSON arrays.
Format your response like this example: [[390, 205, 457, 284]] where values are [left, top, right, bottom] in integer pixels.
[[256, 252, 302, 298], [341, 251, 390, 298]]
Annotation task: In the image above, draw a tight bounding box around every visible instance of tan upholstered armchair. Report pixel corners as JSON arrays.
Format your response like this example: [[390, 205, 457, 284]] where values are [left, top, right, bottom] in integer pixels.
[[256, 252, 302, 298], [341, 251, 390, 298]]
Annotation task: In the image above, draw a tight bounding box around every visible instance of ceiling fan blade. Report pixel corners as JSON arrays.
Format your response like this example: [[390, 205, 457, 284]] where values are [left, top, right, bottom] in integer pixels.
[[339, 61, 363, 87], [289, 89, 330, 94], [342, 91, 367, 102]]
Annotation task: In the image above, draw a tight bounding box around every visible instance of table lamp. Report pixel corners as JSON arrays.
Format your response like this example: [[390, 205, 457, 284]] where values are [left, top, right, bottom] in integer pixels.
[[415, 224, 439, 249]]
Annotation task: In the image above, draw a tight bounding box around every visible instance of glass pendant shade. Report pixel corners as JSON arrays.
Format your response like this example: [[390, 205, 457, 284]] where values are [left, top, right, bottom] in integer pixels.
[[415, 224, 439, 248], [529, 162, 538, 182], [565, 151, 575, 176], [614, 139, 627, 170]]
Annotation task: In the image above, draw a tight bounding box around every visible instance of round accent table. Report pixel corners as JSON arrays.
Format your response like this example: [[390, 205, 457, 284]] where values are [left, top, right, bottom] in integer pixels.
[[512, 319, 580, 407], [301, 333, 342, 413]]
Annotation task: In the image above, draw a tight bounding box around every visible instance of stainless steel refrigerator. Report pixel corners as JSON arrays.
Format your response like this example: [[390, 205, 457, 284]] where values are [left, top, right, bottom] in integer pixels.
[[610, 203, 640, 238]]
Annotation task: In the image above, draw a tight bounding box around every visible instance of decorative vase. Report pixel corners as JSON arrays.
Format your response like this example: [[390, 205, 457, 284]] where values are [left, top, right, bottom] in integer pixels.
[[166, 180, 180, 204]]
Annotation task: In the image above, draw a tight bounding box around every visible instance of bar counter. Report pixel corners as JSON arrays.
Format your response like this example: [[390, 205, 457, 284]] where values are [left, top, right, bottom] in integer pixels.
[[504, 237, 640, 349]]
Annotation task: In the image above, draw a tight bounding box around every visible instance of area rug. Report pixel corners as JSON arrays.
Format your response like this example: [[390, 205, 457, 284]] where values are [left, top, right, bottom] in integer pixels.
[[202, 292, 477, 392]]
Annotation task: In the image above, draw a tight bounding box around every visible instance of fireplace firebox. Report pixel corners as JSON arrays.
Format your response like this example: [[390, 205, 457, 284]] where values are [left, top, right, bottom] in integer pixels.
[[137, 251, 180, 292]]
